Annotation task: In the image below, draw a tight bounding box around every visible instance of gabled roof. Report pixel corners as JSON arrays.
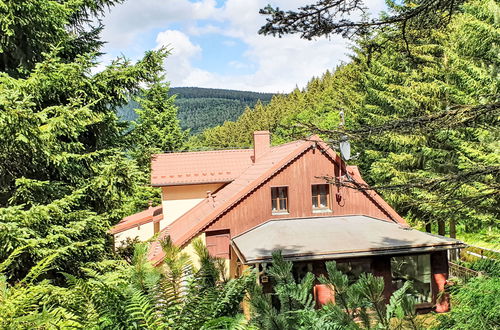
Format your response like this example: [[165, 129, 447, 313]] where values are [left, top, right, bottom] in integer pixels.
[[110, 205, 163, 234], [148, 139, 311, 263], [232, 215, 465, 264], [151, 149, 254, 186], [148, 137, 408, 264]]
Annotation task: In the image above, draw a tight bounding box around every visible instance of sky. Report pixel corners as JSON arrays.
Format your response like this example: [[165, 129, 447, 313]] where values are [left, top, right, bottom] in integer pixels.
[[99, 0, 386, 93]]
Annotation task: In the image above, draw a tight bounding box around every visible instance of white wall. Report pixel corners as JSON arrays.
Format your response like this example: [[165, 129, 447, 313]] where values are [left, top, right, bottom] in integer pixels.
[[113, 183, 225, 249], [114, 221, 155, 248], [161, 183, 224, 229]]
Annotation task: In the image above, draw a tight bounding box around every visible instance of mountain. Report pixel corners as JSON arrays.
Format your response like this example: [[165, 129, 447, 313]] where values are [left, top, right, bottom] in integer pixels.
[[117, 87, 274, 134]]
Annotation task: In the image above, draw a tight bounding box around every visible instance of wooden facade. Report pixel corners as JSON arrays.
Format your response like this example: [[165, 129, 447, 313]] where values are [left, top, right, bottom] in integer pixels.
[[206, 147, 395, 242]]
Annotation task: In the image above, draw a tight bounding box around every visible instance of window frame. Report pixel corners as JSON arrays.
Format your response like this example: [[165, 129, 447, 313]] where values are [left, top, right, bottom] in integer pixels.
[[311, 184, 331, 212], [271, 186, 289, 214], [390, 253, 433, 305]]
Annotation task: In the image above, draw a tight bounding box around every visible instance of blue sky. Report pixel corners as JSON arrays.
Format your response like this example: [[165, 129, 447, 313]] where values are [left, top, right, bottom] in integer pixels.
[[99, 0, 386, 93]]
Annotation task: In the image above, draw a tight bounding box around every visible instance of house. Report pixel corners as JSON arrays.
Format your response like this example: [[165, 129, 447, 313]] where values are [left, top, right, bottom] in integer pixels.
[[111, 131, 465, 312]]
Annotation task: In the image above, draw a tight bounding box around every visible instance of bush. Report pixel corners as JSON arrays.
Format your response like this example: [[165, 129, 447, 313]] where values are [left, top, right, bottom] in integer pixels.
[[436, 277, 500, 329]]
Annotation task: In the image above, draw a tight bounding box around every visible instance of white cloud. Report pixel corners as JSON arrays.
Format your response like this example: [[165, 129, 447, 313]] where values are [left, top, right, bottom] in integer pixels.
[[153, 30, 212, 86], [101, 0, 387, 92], [101, 0, 220, 49]]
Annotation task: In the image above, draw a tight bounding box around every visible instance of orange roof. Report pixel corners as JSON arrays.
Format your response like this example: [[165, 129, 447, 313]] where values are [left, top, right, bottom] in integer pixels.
[[110, 205, 163, 234], [148, 137, 408, 264], [149, 138, 315, 263], [151, 149, 254, 186]]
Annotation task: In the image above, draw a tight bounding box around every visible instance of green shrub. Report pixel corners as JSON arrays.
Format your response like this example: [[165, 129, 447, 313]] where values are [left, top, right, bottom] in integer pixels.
[[436, 277, 500, 329]]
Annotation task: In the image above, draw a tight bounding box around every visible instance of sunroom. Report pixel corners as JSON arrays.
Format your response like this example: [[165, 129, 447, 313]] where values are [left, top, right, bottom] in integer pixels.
[[230, 215, 465, 312]]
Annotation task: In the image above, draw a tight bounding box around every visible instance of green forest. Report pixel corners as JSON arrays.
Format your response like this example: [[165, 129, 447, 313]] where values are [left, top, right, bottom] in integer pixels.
[[118, 87, 274, 135], [0, 0, 498, 329]]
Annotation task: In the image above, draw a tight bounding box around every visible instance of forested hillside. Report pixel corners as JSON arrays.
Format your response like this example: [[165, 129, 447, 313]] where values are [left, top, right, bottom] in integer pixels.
[[118, 87, 274, 134], [192, 0, 499, 243]]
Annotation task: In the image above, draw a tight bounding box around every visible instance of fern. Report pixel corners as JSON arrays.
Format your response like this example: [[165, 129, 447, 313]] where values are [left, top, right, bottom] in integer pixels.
[[126, 288, 165, 329]]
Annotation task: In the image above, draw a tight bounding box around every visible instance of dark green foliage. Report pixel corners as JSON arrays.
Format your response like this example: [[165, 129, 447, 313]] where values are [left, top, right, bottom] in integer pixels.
[[436, 277, 500, 329], [117, 87, 274, 135], [0, 0, 123, 77], [177, 98, 254, 135], [172, 87, 273, 102], [249, 252, 422, 330]]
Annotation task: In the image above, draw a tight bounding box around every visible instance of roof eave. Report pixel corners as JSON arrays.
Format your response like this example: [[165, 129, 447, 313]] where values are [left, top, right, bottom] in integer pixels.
[[240, 243, 467, 265], [151, 180, 233, 187]]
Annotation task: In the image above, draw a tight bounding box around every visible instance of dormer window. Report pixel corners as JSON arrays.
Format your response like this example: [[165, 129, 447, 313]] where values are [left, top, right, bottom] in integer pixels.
[[271, 187, 288, 214], [312, 184, 330, 212]]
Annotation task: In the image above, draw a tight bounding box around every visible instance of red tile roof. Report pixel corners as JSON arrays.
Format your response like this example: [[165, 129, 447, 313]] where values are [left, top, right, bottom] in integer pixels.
[[148, 139, 317, 263], [148, 137, 408, 264], [110, 205, 163, 234], [151, 149, 254, 186]]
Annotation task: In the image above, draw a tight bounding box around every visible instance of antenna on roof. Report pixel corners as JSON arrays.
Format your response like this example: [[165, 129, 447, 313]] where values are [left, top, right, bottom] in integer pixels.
[[339, 110, 345, 127]]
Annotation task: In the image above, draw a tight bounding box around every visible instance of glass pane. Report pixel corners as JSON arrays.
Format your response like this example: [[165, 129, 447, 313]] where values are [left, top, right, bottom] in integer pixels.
[[279, 198, 287, 211], [391, 254, 432, 303], [320, 193, 327, 208], [272, 198, 277, 211], [322, 185, 328, 194], [312, 195, 318, 208], [271, 188, 277, 199], [279, 187, 286, 198], [337, 260, 372, 283]]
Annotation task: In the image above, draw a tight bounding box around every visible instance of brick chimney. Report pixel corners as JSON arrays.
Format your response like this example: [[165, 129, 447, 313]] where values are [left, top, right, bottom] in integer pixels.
[[253, 131, 270, 162]]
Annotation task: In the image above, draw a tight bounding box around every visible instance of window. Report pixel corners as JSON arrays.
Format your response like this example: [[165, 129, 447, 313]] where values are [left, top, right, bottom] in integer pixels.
[[391, 254, 432, 303], [271, 187, 288, 213], [312, 184, 330, 210], [336, 260, 372, 283]]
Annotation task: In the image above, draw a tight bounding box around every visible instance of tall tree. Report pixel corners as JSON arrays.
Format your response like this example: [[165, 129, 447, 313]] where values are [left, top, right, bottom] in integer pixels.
[[0, 0, 123, 77], [0, 47, 169, 282], [347, 0, 499, 235], [131, 80, 187, 171]]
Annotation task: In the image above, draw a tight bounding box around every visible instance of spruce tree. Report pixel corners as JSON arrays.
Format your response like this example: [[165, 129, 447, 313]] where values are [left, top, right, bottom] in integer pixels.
[[355, 0, 499, 235], [131, 80, 187, 171]]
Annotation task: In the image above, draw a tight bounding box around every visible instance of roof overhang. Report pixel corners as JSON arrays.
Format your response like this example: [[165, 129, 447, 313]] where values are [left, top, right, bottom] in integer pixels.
[[151, 180, 231, 187], [231, 216, 466, 264]]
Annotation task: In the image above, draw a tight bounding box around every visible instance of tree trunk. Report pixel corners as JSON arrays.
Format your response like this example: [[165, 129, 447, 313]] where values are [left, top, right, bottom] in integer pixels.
[[425, 222, 432, 233], [449, 219, 458, 260], [449, 220, 456, 239], [438, 220, 446, 236]]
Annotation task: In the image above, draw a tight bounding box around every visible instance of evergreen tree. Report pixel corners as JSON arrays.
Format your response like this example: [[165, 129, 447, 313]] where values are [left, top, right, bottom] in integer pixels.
[[0, 0, 123, 77], [354, 0, 499, 235], [131, 80, 187, 171], [0, 48, 168, 282]]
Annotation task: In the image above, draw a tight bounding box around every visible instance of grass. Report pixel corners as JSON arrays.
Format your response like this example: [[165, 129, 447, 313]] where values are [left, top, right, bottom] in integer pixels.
[[456, 230, 500, 250]]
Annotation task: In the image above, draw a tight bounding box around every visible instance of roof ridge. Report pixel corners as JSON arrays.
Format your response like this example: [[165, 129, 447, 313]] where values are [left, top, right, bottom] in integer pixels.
[[153, 149, 252, 157], [150, 139, 313, 263]]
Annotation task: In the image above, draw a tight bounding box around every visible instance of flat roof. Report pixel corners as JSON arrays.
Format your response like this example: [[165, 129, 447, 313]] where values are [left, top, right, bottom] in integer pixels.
[[231, 216, 465, 264]]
